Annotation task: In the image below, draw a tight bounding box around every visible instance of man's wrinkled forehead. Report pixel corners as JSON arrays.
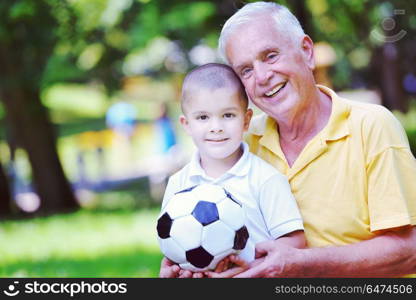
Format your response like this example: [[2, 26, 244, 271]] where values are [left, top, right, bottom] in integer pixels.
[[226, 19, 289, 65]]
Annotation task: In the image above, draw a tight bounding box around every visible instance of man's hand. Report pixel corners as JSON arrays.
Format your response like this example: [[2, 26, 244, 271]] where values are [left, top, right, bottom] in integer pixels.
[[234, 240, 301, 278]]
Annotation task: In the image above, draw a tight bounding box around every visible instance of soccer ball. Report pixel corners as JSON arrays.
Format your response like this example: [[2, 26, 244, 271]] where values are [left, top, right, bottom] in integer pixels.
[[156, 183, 249, 272]]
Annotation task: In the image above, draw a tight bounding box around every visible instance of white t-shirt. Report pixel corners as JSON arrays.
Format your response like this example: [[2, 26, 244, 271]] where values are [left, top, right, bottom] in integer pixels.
[[161, 142, 304, 262]]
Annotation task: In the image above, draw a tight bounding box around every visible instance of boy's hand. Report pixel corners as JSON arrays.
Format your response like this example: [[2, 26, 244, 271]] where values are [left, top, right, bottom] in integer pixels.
[[178, 269, 204, 278], [160, 257, 205, 278], [204, 255, 249, 278], [159, 257, 180, 278]]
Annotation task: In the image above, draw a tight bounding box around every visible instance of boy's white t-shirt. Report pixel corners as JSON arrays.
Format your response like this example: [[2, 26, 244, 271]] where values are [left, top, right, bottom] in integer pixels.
[[161, 142, 304, 262]]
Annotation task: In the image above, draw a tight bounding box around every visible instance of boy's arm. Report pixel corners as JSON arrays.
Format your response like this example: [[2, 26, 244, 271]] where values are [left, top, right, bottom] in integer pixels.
[[262, 230, 306, 250]]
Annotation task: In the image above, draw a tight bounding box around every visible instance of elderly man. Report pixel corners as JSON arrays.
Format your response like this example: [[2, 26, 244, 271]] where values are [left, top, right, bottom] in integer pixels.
[[214, 1, 416, 277]]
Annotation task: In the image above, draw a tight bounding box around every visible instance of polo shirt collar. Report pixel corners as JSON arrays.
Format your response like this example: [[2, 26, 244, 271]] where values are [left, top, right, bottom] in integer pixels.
[[188, 142, 251, 181], [251, 85, 351, 142], [249, 85, 351, 175], [318, 85, 351, 141]]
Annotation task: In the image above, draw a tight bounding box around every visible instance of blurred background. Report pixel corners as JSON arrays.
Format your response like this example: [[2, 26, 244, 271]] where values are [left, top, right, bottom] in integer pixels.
[[0, 0, 415, 277]]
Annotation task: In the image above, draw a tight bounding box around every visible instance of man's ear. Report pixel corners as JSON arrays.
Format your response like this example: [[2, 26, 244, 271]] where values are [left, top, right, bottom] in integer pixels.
[[243, 108, 253, 131], [179, 115, 191, 135], [301, 35, 315, 70]]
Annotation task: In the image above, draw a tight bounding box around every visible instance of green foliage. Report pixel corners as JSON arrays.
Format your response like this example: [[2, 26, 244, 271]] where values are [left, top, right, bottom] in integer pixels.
[[41, 83, 109, 120], [128, 3, 161, 50], [407, 129, 416, 156], [41, 54, 87, 88], [161, 2, 215, 32], [0, 209, 162, 277], [9, 0, 37, 20]]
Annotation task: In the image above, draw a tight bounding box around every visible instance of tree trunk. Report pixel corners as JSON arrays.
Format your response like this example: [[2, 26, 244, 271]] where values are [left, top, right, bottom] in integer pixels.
[[293, 0, 315, 40], [0, 88, 79, 214], [380, 43, 407, 112], [0, 160, 12, 215]]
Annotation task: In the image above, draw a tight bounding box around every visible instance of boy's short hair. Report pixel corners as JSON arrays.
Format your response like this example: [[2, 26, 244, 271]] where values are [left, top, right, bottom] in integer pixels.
[[181, 63, 248, 113]]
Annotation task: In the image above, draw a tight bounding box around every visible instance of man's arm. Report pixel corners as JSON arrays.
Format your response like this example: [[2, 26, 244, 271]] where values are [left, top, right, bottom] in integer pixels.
[[205, 230, 306, 278], [236, 226, 416, 277]]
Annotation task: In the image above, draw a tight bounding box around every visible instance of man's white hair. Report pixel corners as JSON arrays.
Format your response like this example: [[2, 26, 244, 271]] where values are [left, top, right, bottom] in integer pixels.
[[218, 1, 305, 64]]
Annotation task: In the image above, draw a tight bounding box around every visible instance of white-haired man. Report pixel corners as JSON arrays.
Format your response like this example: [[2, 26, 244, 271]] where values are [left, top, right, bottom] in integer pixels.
[[214, 1, 416, 277]]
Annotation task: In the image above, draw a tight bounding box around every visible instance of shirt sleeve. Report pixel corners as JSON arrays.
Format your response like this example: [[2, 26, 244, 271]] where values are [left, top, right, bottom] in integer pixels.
[[367, 146, 416, 231], [259, 173, 304, 239], [364, 107, 416, 231]]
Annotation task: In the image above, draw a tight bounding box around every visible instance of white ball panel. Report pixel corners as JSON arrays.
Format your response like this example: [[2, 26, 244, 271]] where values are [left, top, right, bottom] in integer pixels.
[[170, 215, 203, 250], [217, 198, 245, 230], [164, 192, 198, 219], [158, 237, 187, 264], [201, 221, 235, 256], [192, 184, 227, 203]]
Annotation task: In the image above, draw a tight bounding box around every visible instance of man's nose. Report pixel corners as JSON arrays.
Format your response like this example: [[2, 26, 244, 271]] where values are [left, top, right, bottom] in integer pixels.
[[254, 62, 272, 86]]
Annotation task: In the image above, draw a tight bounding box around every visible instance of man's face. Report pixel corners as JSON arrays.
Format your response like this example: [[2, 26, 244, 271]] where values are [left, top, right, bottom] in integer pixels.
[[225, 16, 315, 120], [180, 88, 252, 163]]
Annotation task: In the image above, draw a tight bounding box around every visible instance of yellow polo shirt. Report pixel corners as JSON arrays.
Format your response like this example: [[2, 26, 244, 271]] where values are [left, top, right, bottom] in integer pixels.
[[246, 85, 416, 249]]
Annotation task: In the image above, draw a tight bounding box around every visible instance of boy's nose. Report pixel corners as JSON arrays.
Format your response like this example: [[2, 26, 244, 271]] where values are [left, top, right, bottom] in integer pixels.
[[209, 119, 223, 133]]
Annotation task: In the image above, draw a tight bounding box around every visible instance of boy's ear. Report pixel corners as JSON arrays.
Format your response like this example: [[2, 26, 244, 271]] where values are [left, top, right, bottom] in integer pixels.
[[179, 115, 191, 135], [243, 108, 253, 131]]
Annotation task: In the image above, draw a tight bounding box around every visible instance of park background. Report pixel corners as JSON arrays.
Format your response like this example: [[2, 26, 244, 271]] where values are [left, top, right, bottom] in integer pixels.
[[0, 0, 415, 277]]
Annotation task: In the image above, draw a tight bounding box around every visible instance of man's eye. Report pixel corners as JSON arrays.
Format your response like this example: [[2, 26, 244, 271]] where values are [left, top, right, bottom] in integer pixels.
[[224, 113, 235, 119], [241, 68, 252, 79], [266, 53, 278, 62]]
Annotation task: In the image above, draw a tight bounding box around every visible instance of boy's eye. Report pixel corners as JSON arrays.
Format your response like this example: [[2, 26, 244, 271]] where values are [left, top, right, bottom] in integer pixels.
[[197, 115, 208, 120], [223, 113, 235, 119]]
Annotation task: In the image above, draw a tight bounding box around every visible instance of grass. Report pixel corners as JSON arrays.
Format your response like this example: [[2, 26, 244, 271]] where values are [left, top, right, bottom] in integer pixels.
[[0, 208, 163, 277]]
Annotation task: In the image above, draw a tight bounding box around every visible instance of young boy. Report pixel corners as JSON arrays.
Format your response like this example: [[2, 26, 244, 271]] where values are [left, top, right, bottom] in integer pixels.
[[159, 63, 305, 278]]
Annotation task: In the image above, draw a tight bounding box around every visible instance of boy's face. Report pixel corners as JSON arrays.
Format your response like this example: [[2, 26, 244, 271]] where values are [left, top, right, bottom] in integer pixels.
[[180, 87, 252, 163]]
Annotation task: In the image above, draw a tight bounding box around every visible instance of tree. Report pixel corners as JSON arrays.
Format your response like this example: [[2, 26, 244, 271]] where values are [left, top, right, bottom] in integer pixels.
[[0, 0, 223, 215], [0, 0, 79, 214], [0, 160, 12, 215]]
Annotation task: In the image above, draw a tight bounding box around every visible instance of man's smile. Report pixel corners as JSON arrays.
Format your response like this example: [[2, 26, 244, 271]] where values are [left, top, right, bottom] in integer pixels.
[[264, 81, 287, 97]]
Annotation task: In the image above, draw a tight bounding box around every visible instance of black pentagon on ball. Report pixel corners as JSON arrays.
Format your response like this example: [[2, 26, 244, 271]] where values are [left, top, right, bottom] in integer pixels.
[[223, 188, 242, 207], [157, 212, 173, 239], [192, 201, 219, 226], [186, 246, 214, 269], [233, 226, 249, 250]]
